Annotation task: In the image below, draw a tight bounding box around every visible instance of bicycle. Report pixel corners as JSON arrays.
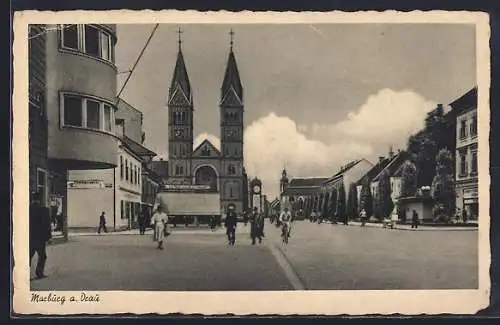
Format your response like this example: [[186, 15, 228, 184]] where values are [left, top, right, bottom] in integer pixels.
[[282, 222, 289, 244]]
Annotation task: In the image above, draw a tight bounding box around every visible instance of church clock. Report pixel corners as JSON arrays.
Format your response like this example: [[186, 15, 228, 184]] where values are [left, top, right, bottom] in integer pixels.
[[174, 128, 183, 139]]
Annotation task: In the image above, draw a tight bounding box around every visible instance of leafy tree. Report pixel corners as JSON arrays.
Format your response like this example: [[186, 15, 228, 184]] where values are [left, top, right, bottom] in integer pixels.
[[322, 192, 330, 220], [416, 135, 438, 187], [378, 169, 394, 220], [359, 179, 373, 218], [401, 160, 418, 197], [346, 182, 358, 219], [328, 188, 338, 221], [336, 183, 346, 222], [431, 148, 455, 221]]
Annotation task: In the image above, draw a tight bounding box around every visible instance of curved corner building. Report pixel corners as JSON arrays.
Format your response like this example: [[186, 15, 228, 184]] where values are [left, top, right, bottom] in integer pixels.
[[43, 24, 119, 232]]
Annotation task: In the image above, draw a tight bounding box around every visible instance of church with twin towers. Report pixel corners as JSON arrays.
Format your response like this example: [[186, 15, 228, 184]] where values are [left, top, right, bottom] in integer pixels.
[[166, 28, 248, 213]]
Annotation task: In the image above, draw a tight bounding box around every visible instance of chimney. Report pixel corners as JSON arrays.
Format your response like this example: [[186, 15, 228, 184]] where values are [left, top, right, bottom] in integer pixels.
[[378, 156, 385, 163]]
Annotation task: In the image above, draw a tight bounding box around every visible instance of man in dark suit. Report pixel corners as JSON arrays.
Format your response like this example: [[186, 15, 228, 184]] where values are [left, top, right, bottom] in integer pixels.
[[225, 204, 237, 246], [29, 191, 52, 279]]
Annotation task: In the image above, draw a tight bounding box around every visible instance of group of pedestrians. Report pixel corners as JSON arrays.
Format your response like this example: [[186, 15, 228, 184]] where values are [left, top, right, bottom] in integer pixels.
[[224, 205, 266, 246]]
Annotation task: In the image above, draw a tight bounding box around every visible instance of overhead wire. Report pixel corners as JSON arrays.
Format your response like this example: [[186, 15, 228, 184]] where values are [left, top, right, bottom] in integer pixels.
[[116, 24, 160, 101]]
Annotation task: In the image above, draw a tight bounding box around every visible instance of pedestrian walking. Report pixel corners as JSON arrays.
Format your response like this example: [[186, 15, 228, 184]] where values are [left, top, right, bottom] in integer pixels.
[[138, 211, 146, 235], [360, 209, 367, 227], [151, 205, 169, 250], [225, 204, 237, 246], [250, 207, 263, 245], [98, 211, 108, 234], [411, 210, 420, 229], [30, 191, 52, 280]]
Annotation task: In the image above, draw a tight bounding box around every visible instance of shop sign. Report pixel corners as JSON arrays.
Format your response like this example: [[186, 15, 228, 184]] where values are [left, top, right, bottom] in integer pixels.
[[67, 180, 105, 189], [463, 188, 478, 199]]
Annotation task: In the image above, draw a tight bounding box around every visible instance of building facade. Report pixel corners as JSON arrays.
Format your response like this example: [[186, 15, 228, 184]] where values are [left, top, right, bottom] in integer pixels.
[[29, 25, 49, 207], [165, 33, 247, 213], [453, 87, 478, 220], [27, 24, 119, 237]]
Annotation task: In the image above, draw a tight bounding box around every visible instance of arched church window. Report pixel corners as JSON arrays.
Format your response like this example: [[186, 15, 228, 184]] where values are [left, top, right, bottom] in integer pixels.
[[175, 165, 179, 175], [180, 166, 184, 174], [230, 187, 233, 198], [181, 111, 186, 123]]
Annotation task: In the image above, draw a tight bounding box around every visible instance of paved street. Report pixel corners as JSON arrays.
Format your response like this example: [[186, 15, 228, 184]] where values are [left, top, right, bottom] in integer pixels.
[[31, 221, 478, 291]]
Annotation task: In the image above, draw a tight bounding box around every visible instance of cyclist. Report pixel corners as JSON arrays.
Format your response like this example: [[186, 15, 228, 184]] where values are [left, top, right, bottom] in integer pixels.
[[279, 207, 293, 241]]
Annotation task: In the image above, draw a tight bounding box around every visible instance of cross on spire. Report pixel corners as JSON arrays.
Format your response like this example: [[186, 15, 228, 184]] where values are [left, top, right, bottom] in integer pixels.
[[177, 26, 183, 49], [229, 28, 234, 50]]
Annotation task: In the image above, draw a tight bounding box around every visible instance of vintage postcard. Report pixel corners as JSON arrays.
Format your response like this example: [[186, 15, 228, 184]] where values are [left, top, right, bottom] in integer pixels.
[[12, 10, 490, 315]]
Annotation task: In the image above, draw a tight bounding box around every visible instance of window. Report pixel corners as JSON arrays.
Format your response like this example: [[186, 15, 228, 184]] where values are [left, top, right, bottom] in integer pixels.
[[61, 93, 114, 133], [125, 159, 129, 181], [59, 24, 115, 64], [175, 165, 179, 175], [103, 104, 112, 132], [470, 115, 477, 137], [230, 187, 234, 198], [121, 200, 125, 219], [36, 169, 47, 206], [86, 99, 100, 129], [61, 24, 79, 50], [100, 32, 111, 61], [471, 150, 478, 174], [180, 166, 184, 175], [84, 25, 100, 57], [63, 95, 83, 127], [120, 156, 124, 180], [460, 151, 467, 176], [460, 120, 467, 139]]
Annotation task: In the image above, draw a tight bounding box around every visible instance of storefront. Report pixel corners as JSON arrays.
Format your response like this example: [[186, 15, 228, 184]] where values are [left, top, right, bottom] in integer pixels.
[[462, 186, 478, 220]]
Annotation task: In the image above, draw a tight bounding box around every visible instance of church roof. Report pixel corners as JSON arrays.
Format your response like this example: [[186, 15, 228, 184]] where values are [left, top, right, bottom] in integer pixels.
[[192, 139, 221, 158], [221, 50, 243, 104], [289, 178, 328, 188], [169, 48, 192, 104]]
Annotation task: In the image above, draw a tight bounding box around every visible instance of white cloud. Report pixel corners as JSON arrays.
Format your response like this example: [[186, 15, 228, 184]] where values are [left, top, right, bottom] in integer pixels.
[[244, 89, 437, 199]]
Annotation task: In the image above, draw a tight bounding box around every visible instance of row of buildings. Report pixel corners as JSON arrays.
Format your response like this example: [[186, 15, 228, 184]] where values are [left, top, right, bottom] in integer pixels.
[[28, 24, 261, 237], [28, 24, 164, 237], [279, 87, 478, 222]]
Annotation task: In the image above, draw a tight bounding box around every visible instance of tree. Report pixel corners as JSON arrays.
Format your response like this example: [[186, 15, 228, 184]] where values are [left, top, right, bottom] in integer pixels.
[[346, 183, 358, 219], [401, 160, 418, 197], [431, 148, 455, 221], [416, 135, 438, 187], [328, 187, 337, 221], [336, 183, 346, 222], [378, 169, 394, 220], [359, 179, 373, 218]]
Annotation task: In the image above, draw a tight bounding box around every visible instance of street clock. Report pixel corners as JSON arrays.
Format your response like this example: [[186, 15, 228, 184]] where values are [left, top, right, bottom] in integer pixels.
[[253, 184, 261, 194]]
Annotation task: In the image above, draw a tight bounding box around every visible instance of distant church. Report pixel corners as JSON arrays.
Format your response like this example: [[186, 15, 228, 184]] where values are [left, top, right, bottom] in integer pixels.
[[165, 29, 248, 213]]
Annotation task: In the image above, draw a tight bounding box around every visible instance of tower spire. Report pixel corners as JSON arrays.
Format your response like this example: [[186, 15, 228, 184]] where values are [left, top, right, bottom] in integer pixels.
[[177, 26, 183, 50], [229, 28, 234, 51], [221, 29, 243, 103]]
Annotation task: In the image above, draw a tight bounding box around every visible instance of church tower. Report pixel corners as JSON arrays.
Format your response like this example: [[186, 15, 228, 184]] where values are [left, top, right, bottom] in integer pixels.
[[167, 28, 194, 185], [220, 29, 245, 213]]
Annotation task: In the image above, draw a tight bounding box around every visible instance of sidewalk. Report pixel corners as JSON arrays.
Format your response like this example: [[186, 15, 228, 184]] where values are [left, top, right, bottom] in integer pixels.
[[345, 221, 477, 231], [69, 225, 251, 237]]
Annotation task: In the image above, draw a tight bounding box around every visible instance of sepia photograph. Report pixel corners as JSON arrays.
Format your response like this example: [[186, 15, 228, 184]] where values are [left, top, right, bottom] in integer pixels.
[[13, 10, 490, 315]]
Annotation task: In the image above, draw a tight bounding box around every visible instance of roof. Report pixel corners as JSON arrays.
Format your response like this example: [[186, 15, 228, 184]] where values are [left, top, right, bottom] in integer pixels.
[[288, 178, 329, 188], [356, 157, 393, 185], [148, 160, 169, 179], [169, 47, 192, 103], [449, 87, 477, 116], [282, 187, 319, 197], [116, 97, 144, 117], [192, 139, 221, 157], [332, 159, 363, 178], [372, 151, 409, 181], [221, 50, 243, 102], [121, 136, 157, 158]]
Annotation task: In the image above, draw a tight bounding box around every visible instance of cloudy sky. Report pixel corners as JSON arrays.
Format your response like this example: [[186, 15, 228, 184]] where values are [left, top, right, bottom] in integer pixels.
[[115, 23, 476, 199]]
